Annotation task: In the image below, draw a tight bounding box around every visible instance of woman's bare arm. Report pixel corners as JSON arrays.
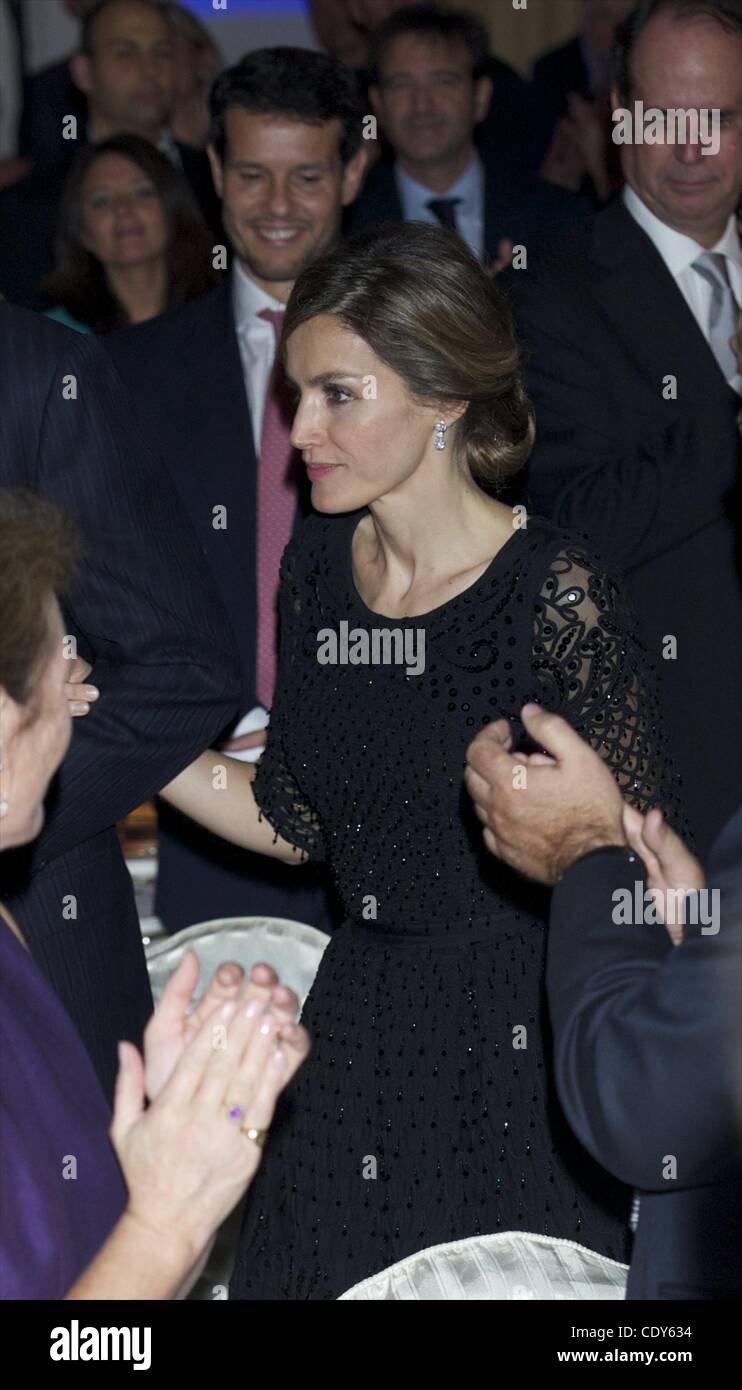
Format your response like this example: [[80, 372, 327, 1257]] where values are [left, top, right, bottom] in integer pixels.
[[160, 751, 302, 865]]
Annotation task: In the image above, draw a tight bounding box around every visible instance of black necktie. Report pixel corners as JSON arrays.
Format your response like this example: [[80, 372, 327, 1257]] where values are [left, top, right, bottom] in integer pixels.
[[426, 197, 461, 231]]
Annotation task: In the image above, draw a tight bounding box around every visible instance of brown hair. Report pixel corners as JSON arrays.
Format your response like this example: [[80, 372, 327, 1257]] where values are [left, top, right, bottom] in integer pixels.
[[42, 134, 218, 333], [0, 491, 77, 707], [281, 221, 535, 489], [368, 4, 492, 85]]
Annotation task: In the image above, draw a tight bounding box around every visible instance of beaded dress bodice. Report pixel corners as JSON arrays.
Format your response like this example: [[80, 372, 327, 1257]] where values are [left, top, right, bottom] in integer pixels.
[[254, 508, 683, 931]]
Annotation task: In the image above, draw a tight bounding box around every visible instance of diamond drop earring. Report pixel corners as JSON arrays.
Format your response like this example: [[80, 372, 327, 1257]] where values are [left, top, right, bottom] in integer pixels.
[[434, 418, 448, 451]]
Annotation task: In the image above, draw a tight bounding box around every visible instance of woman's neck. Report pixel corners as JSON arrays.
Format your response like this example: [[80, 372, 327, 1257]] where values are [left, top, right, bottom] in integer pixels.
[[105, 259, 169, 325], [359, 468, 514, 609]]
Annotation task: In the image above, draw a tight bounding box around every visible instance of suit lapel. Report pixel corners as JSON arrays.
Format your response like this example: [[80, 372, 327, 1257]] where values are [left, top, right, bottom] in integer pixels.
[[173, 283, 257, 592], [589, 200, 735, 415], [174, 283, 312, 562]]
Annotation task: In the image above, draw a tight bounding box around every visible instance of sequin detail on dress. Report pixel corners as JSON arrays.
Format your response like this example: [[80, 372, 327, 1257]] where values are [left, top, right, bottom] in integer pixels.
[[231, 510, 685, 1300]]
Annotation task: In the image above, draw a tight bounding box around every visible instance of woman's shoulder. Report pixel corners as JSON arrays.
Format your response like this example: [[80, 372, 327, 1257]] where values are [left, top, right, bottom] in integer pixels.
[[522, 514, 636, 639], [521, 512, 620, 581]]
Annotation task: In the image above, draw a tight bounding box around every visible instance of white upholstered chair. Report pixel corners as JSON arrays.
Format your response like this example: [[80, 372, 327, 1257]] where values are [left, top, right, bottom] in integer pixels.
[[145, 915, 330, 1011], [145, 916, 330, 1299], [338, 1231, 629, 1301]]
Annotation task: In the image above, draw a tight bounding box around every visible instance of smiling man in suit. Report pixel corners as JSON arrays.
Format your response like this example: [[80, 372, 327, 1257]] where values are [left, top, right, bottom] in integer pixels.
[[346, 4, 587, 270], [511, 0, 742, 858], [105, 48, 367, 934]]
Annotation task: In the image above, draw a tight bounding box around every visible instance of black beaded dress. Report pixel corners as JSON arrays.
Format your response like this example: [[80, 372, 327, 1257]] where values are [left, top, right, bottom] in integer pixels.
[[229, 507, 683, 1301]]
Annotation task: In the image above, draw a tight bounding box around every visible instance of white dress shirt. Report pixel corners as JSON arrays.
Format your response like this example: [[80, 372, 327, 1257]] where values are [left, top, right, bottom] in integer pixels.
[[232, 259, 286, 456], [623, 184, 742, 395], [395, 153, 485, 262]]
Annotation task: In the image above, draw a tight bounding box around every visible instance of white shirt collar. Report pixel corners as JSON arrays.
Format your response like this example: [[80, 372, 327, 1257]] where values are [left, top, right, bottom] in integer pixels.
[[623, 184, 742, 277], [395, 151, 483, 218], [231, 259, 286, 333]]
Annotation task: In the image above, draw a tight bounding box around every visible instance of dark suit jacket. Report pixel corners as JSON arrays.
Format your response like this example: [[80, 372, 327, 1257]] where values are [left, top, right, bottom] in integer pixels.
[[547, 811, 742, 1299], [104, 281, 337, 935], [0, 303, 242, 1099], [510, 196, 742, 858], [18, 57, 87, 163], [344, 154, 588, 266], [476, 54, 534, 176]]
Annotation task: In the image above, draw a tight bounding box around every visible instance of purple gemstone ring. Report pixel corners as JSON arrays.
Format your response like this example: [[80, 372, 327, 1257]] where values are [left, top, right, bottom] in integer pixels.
[[227, 1104, 246, 1123]]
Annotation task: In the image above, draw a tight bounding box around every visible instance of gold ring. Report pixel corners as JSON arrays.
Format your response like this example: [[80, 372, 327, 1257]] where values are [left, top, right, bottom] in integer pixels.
[[241, 1125, 268, 1148]]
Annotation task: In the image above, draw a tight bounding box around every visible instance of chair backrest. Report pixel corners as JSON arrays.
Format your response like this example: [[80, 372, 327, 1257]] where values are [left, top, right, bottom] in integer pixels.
[[145, 916, 330, 1011], [337, 1230, 629, 1300]]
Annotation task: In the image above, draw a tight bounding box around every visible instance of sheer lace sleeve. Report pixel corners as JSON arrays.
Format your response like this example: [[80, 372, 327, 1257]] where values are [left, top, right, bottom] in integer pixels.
[[252, 540, 326, 863], [532, 543, 687, 832]]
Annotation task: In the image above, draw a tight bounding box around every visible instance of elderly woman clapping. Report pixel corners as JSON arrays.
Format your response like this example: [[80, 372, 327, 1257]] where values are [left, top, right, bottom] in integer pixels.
[[0, 488, 310, 1299]]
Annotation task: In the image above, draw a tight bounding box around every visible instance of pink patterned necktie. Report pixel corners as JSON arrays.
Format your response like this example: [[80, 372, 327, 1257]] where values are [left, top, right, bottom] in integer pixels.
[[255, 307, 299, 708]]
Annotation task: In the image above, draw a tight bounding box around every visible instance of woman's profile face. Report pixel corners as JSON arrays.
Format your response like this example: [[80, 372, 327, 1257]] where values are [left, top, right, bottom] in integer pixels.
[[79, 152, 169, 270], [1, 599, 72, 851], [286, 314, 441, 514]]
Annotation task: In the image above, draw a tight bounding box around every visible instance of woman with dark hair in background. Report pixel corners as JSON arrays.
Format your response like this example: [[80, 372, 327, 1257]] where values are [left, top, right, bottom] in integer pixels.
[[0, 488, 310, 1299], [42, 134, 218, 334], [80, 221, 684, 1299]]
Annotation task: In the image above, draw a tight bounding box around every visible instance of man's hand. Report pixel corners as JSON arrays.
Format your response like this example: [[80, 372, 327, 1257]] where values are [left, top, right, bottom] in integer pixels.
[[539, 115, 586, 192], [485, 238, 514, 277], [622, 804, 705, 945], [143, 952, 301, 1101], [565, 93, 611, 200], [464, 702, 627, 884]]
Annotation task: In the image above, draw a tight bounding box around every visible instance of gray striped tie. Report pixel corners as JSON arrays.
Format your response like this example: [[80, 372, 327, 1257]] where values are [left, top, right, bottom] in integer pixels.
[[692, 251, 740, 384]]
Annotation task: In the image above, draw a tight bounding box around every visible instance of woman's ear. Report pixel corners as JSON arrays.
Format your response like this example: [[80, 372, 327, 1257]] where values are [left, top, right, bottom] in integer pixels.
[[0, 687, 24, 751], [438, 400, 469, 428]]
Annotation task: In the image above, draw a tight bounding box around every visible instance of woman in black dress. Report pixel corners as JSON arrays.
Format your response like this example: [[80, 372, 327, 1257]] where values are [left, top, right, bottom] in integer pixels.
[[161, 223, 683, 1299]]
